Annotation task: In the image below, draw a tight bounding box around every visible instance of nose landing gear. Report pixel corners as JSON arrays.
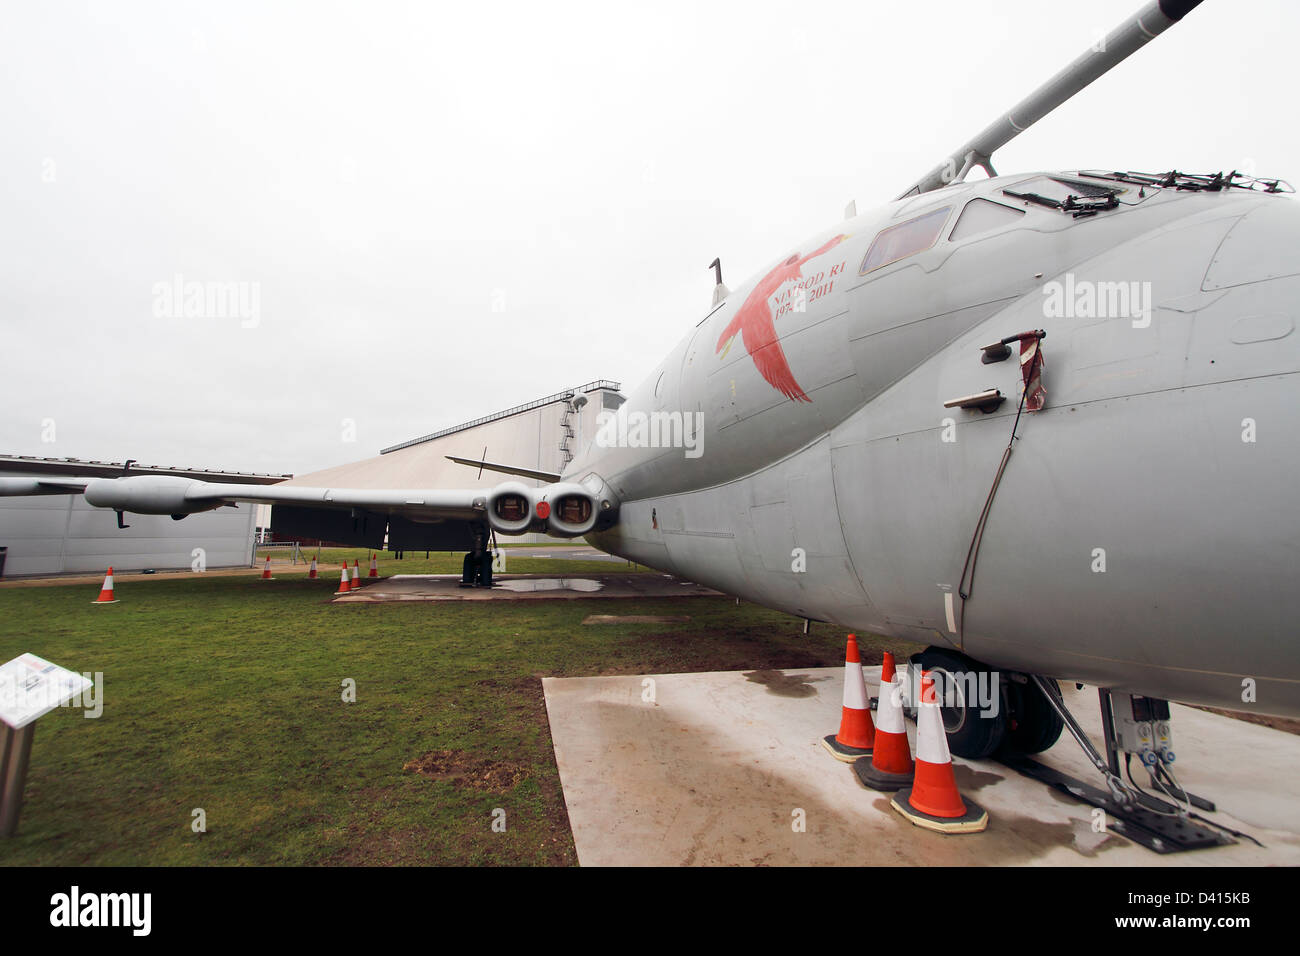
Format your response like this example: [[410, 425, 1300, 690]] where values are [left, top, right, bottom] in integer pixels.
[[908, 648, 1065, 760], [909, 645, 1241, 853]]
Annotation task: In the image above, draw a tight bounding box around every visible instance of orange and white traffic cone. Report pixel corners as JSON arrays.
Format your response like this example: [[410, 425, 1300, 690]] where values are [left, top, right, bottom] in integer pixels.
[[308, 555, 318, 579], [368, 553, 378, 578], [92, 567, 119, 604], [854, 651, 915, 791], [890, 670, 988, 833], [822, 634, 875, 762], [261, 556, 274, 580], [351, 559, 361, 589], [335, 563, 352, 595]]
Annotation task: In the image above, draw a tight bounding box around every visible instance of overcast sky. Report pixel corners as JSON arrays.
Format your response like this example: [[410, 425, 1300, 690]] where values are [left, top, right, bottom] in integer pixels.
[[2, 0, 1296, 476]]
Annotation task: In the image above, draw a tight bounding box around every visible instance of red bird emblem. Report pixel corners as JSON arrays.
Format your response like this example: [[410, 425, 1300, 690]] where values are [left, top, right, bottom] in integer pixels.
[[716, 234, 848, 403]]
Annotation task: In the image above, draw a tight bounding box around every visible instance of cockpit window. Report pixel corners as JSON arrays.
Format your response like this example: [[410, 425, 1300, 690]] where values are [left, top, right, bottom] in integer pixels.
[[859, 206, 951, 275], [949, 198, 1026, 241]]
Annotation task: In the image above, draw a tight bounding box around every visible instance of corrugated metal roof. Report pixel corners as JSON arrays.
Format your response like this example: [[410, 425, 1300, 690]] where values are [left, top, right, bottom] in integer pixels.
[[0, 455, 290, 484], [380, 380, 622, 455]]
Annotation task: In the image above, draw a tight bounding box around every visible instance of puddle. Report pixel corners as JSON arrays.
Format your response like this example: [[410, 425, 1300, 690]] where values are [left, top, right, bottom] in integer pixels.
[[496, 578, 604, 593]]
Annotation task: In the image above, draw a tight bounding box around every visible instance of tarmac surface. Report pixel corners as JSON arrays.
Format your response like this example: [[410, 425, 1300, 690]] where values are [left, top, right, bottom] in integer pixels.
[[331, 573, 722, 602], [543, 666, 1300, 865]]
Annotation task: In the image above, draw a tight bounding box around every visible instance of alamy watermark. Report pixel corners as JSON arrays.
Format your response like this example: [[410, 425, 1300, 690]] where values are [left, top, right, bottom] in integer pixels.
[[1042, 273, 1152, 328], [0, 671, 103, 718], [595, 409, 704, 459], [896, 666, 1000, 719], [152, 274, 261, 328]]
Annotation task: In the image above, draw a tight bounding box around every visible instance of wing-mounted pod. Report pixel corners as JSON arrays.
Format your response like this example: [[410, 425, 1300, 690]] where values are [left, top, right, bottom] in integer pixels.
[[83, 475, 224, 517]]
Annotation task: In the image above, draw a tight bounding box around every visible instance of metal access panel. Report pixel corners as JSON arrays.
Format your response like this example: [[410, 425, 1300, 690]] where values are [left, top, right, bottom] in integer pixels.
[[270, 505, 386, 549]]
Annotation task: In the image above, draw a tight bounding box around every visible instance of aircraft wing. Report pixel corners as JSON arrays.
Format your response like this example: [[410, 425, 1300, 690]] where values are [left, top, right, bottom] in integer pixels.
[[183, 481, 495, 551], [0, 477, 96, 496], [183, 481, 488, 518], [0, 471, 613, 547], [0, 475, 484, 517]]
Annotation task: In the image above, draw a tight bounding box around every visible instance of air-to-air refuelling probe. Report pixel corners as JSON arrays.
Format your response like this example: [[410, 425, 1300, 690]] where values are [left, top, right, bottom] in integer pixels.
[[6, 1, 1297, 818]]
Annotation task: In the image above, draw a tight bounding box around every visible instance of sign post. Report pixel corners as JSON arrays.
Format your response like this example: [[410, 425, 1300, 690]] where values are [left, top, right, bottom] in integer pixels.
[[0, 654, 93, 838], [0, 723, 36, 837]]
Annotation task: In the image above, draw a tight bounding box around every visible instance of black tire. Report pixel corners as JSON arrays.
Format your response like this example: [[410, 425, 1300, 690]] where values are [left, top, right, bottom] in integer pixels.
[[1001, 677, 1065, 755], [914, 648, 1007, 760]]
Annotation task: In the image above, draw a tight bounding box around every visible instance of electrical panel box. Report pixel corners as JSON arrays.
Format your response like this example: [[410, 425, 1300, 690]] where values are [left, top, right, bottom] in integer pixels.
[[1110, 693, 1174, 766]]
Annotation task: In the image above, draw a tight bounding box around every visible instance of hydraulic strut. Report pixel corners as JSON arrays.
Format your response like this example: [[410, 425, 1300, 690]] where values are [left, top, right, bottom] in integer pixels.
[[1028, 675, 1138, 806]]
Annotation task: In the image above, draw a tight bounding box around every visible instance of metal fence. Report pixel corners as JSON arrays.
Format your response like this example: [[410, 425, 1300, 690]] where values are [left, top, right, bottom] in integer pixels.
[[251, 541, 303, 565]]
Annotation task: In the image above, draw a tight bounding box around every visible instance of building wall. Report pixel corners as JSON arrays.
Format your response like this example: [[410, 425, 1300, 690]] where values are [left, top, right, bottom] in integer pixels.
[[0, 470, 258, 577]]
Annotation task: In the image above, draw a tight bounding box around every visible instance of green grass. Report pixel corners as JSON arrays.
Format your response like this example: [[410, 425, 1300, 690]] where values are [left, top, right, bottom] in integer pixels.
[[0, 561, 916, 866]]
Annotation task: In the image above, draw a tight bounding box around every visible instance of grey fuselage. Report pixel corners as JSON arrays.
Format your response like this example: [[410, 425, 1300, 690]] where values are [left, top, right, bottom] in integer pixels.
[[569, 171, 1300, 718]]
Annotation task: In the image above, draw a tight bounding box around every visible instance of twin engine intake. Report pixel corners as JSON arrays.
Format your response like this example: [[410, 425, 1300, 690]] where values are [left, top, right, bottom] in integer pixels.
[[486, 480, 610, 538]]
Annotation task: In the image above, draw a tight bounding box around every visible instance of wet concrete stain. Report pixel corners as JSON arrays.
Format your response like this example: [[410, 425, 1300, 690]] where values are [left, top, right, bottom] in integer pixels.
[[872, 795, 1123, 858], [952, 763, 1006, 793], [571, 696, 1138, 864], [742, 670, 831, 698], [993, 813, 1124, 858], [1047, 784, 1096, 808]]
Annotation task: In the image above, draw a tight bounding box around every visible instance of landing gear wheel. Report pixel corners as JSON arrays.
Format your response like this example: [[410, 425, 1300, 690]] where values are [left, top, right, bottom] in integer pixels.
[[1001, 677, 1065, 755], [914, 648, 1007, 760]]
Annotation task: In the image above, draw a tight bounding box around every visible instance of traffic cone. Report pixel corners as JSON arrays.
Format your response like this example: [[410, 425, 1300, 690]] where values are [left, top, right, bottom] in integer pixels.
[[334, 563, 351, 595], [368, 553, 378, 578], [261, 556, 274, 580], [822, 634, 875, 762], [854, 651, 915, 791], [308, 555, 318, 579], [351, 559, 361, 589], [92, 567, 119, 604], [890, 671, 988, 833]]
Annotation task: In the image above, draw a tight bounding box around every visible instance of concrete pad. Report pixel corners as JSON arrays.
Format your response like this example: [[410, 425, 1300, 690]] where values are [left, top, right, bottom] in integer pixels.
[[501, 547, 628, 563], [543, 667, 1300, 866], [332, 573, 721, 603]]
